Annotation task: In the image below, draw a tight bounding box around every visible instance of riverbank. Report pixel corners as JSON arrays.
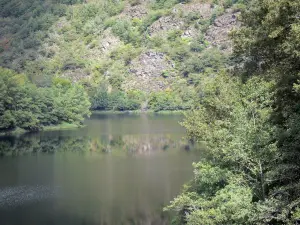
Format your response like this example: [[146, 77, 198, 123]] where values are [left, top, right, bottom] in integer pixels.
[[91, 110, 185, 115], [42, 123, 83, 131], [0, 112, 194, 225], [0, 110, 185, 137], [0, 127, 27, 137], [0, 123, 83, 137]]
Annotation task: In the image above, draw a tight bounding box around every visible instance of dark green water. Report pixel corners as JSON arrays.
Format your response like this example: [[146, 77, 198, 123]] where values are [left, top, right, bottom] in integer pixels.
[[0, 113, 199, 225]]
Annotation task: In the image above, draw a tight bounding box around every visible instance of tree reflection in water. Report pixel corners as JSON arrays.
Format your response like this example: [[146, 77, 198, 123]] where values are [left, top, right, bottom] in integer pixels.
[[0, 114, 198, 225], [0, 133, 192, 157]]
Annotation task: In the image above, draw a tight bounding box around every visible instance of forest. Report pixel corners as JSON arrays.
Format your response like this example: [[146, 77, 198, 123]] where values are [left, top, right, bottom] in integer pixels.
[[0, 0, 300, 224], [0, 67, 90, 132], [0, 0, 243, 118], [164, 0, 300, 224]]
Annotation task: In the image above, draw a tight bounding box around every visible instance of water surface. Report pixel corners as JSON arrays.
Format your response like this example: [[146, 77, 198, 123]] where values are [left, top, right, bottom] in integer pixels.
[[0, 113, 199, 225]]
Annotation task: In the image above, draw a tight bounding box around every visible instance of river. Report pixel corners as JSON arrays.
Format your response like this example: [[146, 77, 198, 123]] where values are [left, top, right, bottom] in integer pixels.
[[0, 113, 199, 225]]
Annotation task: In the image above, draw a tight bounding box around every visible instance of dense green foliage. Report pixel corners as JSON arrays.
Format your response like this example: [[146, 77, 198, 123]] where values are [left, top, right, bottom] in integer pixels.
[[232, 0, 300, 222], [165, 73, 278, 224], [0, 0, 71, 72], [91, 88, 142, 111], [2, 0, 300, 222], [0, 0, 238, 112], [0, 67, 91, 132], [166, 0, 300, 224]]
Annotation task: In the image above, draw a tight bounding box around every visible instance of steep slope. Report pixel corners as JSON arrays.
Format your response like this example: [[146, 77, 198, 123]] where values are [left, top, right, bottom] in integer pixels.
[[0, 0, 245, 111]]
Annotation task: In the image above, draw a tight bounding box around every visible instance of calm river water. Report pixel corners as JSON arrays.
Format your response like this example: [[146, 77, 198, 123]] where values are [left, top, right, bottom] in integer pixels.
[[0, 113, 199, 225]]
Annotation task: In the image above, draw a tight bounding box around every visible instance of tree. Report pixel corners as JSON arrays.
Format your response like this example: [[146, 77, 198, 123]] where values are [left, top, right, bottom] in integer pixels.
[[0, 67, 91, 132], [232, 0, 300, 222], [52, 79, 91, 125], [165, 72, 278, 224], [0, 67, 41, 131]]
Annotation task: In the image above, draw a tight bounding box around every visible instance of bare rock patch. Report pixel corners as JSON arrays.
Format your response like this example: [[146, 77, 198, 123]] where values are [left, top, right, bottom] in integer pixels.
[[124, 50, 175, 92], [205, 9, 241, 52]]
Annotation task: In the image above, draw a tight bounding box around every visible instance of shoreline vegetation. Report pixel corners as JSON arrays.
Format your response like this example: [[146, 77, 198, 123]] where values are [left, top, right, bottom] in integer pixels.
[[0, 0, 300, 223], [0, 110, 184, 137], [91, 110, 185, 115], [0, 123, 83, 137]]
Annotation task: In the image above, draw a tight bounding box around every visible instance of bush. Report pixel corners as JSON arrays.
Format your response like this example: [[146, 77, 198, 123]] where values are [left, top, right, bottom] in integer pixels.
[[91, 87, 109, 110], [146, 36, 165, 48], [148, 90, 185, 111], [111, 20, 142, 46], [139, 10, 167, 32], [190, 35, 208, 53], [184, 12, 202, 24], [110, 44, 141, 65], [181, 48, 226, 76], [167, 43, 190, 62], [108, 74, 124, 90], [91, 87, 143, 111], [150, 0, 190, 10], [0, 67, 91, 131], [167, 29, 183, 42], [129, 0, 140, 6], [108, 91, 141, 111]]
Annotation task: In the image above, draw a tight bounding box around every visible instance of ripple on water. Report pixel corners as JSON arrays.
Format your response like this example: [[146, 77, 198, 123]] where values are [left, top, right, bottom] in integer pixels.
[[0, 185, 59, 208]]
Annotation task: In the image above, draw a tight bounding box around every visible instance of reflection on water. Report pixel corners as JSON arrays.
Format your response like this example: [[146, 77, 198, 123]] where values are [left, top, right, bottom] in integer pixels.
[[0, 113, 199, 225], [0, 134, 190, 156]]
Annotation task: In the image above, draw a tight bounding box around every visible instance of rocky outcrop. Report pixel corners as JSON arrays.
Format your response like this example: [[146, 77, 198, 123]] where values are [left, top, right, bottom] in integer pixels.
[[123, 50, 175, 92], [176, 2, 213, 19], [120, 1, 149, 19], [100, 28, 121, 53], [148, 16, 184, 36], [82, 28, 121, 61], [182, 26, 198, 39], [205, 9, 241, 52], [149, 2, 213, 38], [62, 68, 92, 82], [62, 1, 240, 85]]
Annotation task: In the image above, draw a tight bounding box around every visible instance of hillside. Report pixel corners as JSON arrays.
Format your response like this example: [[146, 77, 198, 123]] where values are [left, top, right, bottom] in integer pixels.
[[2, 1, 300, 224], [0, 0, 245, 111]]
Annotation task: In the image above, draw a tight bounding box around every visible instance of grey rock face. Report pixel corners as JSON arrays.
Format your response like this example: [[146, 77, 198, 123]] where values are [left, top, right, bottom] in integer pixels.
[[205, 9, 241, 52], [123, 50, 175, 92], [121, 3, 148, 19], [178, 2, 213, 19], [149, 16, 185, 36]]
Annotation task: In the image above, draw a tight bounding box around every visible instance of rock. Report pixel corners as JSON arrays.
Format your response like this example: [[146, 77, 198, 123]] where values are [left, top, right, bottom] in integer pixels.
[[176, 2, 213, 19], [123, 50, 175, 92], [149, 2, 213, 38], [100, 28, 121, 53], [81, 28, 121, 62], [205, 10, 241, 52], [121, 3, 148, 19], [182, 26, 198, 38], [62, 68, 92, 82], [148, 16, 184, 36]]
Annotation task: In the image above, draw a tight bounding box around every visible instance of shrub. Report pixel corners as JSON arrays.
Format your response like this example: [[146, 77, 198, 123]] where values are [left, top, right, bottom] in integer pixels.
[[148, 90, 184, 111], [167, 43, 190, 62], [139, 10, 167, 32], [129, 0, 140, 6], [107, 91, 141, 111], [184, 12, 202, 24], [111, 20, 142, 46], [167, 29, 183, 42], [190, 35, 208, 52], [110, 44, 141, 65]]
